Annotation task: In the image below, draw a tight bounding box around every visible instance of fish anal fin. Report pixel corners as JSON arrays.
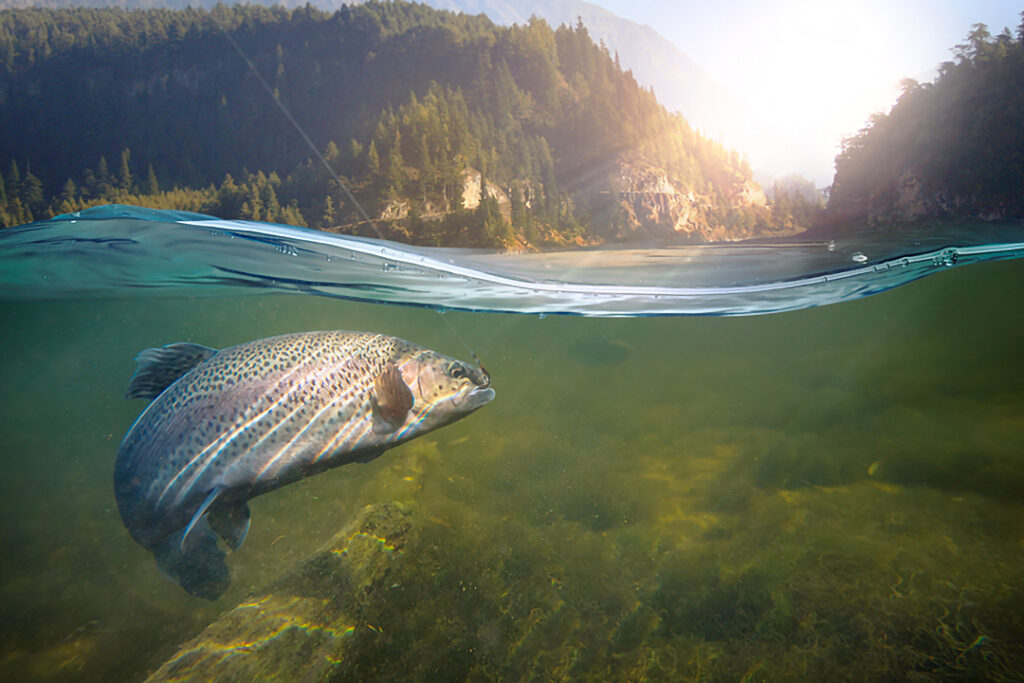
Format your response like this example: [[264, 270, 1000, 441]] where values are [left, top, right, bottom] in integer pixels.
[[208, 501, 251, 551], [371, 363, 413, 433], [126, 342, 218, 400]]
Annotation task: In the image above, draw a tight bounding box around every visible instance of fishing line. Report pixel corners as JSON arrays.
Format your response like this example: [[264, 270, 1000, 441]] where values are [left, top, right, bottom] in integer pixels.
[[218, 13, 482, 359], [437, 308, 484, 367], [218, 24, 383, 240]]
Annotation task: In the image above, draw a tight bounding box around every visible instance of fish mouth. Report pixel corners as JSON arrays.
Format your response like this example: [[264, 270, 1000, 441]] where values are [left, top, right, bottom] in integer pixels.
[[459, 385, 495, 411]]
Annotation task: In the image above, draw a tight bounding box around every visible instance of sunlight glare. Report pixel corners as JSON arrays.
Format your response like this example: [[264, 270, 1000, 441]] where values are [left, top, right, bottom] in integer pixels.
[[718, 0, 909, 180]]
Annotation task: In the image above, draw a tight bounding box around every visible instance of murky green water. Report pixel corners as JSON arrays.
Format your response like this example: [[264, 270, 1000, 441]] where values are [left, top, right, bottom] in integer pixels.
[[2, 258, 1023, 681]]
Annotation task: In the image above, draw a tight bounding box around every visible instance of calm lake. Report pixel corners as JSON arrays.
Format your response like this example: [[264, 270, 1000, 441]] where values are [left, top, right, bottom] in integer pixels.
[[1, 224, 1022, 680]]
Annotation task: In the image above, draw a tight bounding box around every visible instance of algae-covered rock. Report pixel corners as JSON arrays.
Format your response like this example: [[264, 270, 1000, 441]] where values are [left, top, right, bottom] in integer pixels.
[[145, 502, 411, 682]]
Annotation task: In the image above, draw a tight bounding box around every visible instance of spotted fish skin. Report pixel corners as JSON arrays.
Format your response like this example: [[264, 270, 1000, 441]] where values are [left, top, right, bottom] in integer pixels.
[[114, 330, 494, 599]]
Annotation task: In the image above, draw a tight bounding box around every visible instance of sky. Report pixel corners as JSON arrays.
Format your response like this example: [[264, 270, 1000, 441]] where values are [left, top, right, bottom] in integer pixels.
[[589, 0, 1023, 184]]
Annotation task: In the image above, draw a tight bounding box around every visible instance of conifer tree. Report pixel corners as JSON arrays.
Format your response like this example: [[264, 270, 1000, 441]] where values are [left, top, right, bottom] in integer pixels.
[[21, 170, 43, 210], [367, 140, 381, 176], [145, 164, 159, 195], [118, 148, 133, 192], [322, 194, 335, 227], [95, 156, 111, 195], [6, 160, 21, 199], [59, 178, 77, 204]]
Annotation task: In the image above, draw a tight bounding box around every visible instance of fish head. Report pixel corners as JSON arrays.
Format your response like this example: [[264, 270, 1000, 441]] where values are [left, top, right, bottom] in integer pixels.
[[394, 348, 495, 435]]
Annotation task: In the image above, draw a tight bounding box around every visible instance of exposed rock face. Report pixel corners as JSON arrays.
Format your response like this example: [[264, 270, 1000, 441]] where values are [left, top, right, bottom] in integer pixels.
[[826, 170, 980, 228], [372, 160, 795, 244], [826, 169, 1019, 229], [460, 169, 510, 212], [594, 158, 787, 242], [735, 180, 768, 209], [610, 163, 697, 238], [380, 198, 410, 221]]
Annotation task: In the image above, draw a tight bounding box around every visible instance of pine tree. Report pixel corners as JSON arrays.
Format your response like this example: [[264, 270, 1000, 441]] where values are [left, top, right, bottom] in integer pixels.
[[145, 164, 159, 195], [6, 160, 21, 200], [21, 170, 43, 209], [322, 193, 335, 227], [118, 148, 133, 192], [367, 139, 381, 176], [244, 182, 262, 221], [385, 131, 405, 198], [324, 140, 340, 166], [59, 178, 77, 204], [96, 156, 112, 195]]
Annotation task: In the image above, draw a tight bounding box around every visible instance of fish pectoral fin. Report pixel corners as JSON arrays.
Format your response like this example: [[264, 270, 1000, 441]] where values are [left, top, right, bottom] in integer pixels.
[[371, 363, 413, 433], [180, 486, 222, 550], [208, 501, 251, 551], [126, 342, 218, 399]]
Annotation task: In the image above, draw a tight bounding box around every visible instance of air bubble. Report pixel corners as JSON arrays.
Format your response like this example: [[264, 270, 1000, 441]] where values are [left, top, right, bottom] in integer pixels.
[[538, 313, 547, 319], [851, 252, 868, 263], [827, 240, 836, 252]]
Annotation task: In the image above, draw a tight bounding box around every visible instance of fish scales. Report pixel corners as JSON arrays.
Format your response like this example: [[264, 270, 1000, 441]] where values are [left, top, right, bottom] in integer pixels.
[[114, 330, 493, 599]]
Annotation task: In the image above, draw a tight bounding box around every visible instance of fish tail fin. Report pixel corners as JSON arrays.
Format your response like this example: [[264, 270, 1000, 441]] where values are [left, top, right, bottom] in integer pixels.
[[153, 518, 230, 601], [126, 342, 218, 399]]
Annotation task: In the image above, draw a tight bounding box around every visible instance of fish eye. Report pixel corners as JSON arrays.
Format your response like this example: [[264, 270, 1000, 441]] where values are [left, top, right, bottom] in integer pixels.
[[447, 362, 467, 380]]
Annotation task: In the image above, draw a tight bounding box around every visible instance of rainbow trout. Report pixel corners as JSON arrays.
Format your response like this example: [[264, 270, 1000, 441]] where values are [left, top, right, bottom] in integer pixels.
[[115, 330, 494, 600]]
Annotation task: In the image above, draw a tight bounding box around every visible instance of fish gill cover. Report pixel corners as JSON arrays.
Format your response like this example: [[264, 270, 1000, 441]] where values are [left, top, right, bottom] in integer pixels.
[[0, 205, 1022, 316]]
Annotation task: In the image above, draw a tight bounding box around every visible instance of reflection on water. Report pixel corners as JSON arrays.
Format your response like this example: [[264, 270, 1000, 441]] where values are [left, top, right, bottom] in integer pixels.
[[1, 259, 1023, 680]]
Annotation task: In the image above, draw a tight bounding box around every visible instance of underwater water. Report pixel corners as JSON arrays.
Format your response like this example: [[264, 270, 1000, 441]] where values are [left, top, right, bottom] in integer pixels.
[[1, 209, 1023, 681]]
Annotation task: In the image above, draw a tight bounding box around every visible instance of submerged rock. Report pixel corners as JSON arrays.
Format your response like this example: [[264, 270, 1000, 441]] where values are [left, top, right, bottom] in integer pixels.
[[145, 502, 412, 682]]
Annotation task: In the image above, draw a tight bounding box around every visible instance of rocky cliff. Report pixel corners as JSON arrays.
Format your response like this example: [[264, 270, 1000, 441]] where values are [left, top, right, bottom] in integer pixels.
[[583, 157, 792, 243]]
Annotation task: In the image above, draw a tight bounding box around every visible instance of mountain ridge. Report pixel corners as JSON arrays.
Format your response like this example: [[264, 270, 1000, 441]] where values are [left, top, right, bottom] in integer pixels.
[[0, 0, 746, 144]]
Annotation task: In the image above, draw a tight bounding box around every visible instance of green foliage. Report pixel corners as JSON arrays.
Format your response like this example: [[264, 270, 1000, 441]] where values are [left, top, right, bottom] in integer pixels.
[[827, 18, 1024, 227], [0, 2, 766, 244]]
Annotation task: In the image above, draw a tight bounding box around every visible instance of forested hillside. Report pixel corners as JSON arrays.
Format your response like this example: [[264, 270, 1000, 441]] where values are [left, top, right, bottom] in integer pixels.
[[0, 3, 798, 245], [826, 19, 1024, 229]]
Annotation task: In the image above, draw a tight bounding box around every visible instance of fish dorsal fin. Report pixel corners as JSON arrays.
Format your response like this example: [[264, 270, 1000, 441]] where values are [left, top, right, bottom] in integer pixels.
[[126, 342, 218, 399], [207, 501, 251, 551], [371, 363, 414, 433], [180, 486, 222, 550]]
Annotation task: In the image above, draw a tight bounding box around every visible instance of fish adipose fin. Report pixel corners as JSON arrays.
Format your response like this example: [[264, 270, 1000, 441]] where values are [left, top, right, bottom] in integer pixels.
[[371, 363, 413, 433], [154, 518, 229, 601], [125, 342, 218, 399], [208, 501, 251, 551]]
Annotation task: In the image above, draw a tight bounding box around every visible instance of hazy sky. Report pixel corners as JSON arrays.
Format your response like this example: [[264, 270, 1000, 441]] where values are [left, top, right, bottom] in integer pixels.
[[588, 0, 1023, 183]]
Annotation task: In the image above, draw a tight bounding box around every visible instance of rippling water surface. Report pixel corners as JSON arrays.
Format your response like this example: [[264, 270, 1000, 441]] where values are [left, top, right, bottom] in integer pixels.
[[1, 207, 1023, 681]]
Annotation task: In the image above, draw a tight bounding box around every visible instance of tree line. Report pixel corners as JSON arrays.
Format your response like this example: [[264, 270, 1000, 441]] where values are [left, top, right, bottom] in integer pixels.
[[1, 2, 804, 244], [826, 16, 1024, 228]]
